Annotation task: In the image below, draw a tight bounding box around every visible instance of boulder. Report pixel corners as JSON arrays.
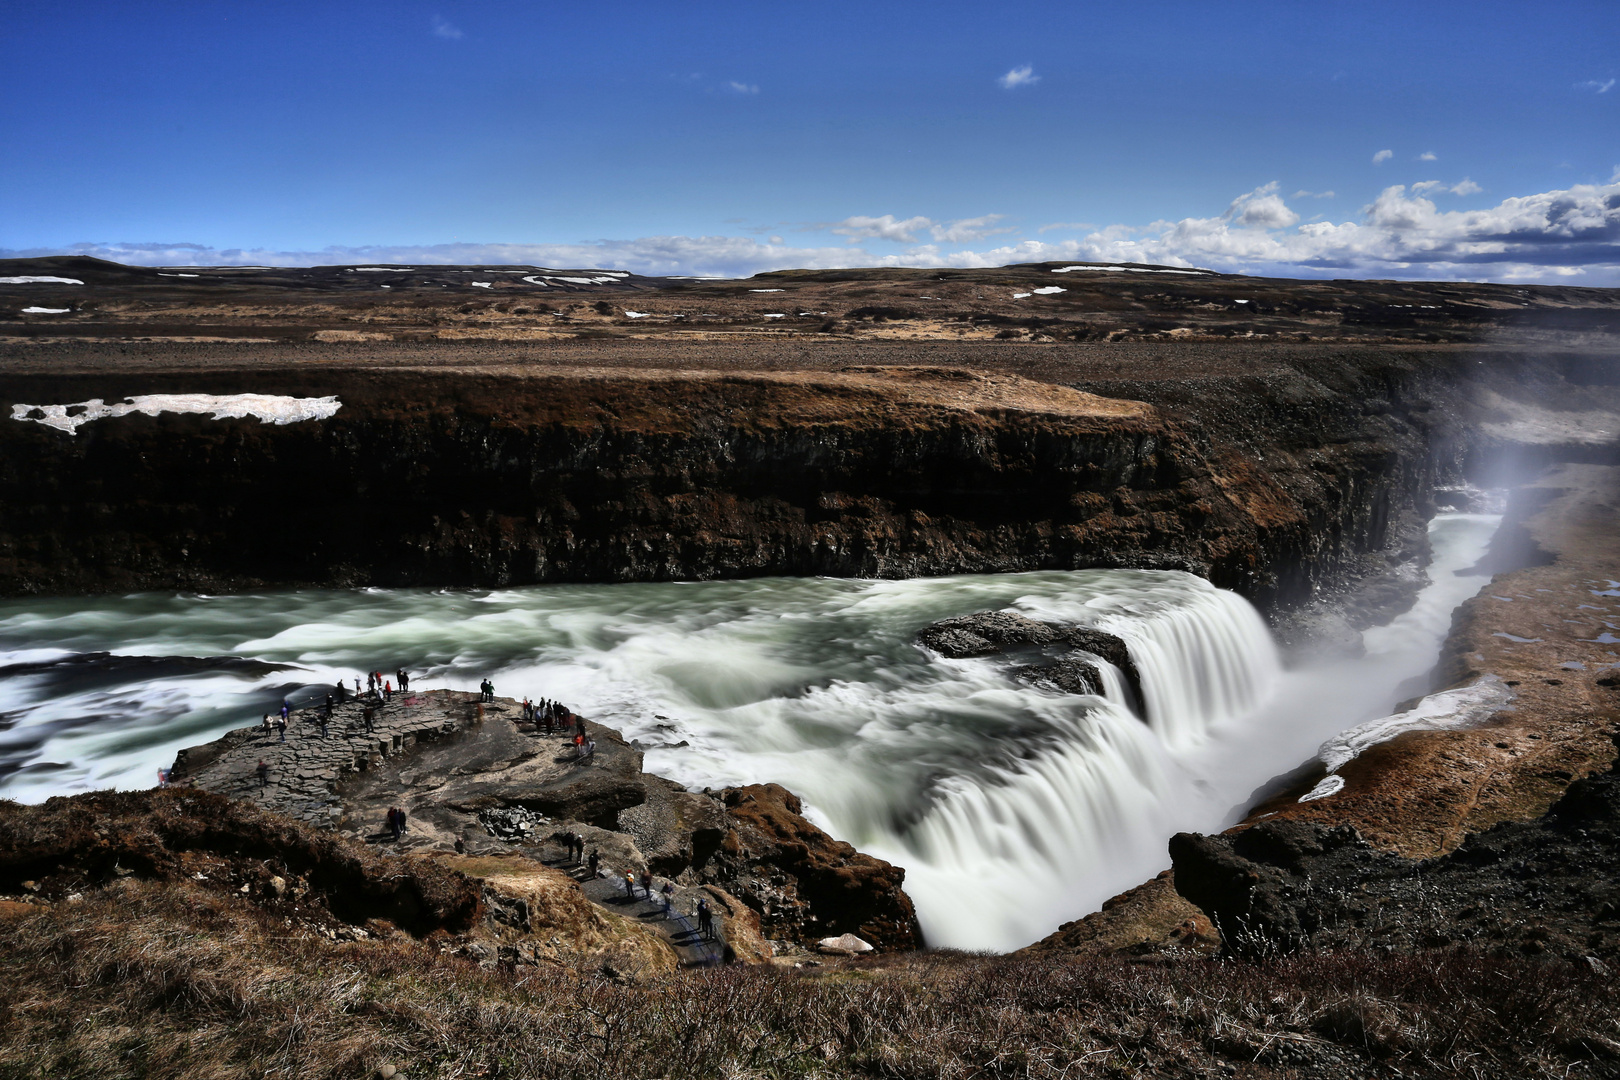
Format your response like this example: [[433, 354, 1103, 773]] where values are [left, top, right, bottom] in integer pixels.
[[918, 612, 1144, 710], [816, 933, 874, 955]]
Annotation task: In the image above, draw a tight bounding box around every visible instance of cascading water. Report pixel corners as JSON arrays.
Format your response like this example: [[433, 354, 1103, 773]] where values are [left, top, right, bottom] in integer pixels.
[[0, 510, 1503, 951]]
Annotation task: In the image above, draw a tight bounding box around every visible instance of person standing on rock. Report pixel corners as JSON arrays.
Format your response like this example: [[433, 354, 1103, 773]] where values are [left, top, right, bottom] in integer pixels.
[[640, 869, 653, 900], [256, 759, 270, 788], [587, 850, 600, 878], [280, 699, 290, 723], [624, 870, 638, 900], [363, 703, 375, 733], [336, 679, 347, 703], [660, 881, 675, 916], [383, 679, 392, 703], [276, 715, 287, 743], [697, 898, 714, 940]]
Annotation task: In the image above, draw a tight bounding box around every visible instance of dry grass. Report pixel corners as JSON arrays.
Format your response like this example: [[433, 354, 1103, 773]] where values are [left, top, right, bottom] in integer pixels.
[[3, 877, 1617, 1080]]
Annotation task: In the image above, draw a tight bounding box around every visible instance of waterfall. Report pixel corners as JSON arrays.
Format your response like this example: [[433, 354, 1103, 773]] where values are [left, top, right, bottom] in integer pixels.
[[1014, 573, 1282, 746], [0, 524, 1501, 953]]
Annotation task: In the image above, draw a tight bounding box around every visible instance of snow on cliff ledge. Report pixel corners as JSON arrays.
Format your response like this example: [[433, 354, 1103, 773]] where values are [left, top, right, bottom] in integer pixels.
[[11, 394, 342, 435]]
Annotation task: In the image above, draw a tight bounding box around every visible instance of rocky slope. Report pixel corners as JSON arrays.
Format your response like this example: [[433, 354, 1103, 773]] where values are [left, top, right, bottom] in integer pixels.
[[1169, 730, 1620, 962]]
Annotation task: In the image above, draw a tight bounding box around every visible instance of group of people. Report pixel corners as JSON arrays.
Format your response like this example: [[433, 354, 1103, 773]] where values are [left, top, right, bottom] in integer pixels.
[[367, 669, 409, 702], [520, 696, 577, 731], [385, 805, 409, 841]]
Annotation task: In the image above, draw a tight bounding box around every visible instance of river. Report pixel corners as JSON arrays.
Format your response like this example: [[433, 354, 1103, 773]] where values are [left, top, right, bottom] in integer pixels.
[[0, 511, 1501, 950]]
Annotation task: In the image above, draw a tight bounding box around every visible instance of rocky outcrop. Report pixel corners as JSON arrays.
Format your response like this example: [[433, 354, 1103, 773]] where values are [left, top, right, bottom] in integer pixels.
[[1170, 735, 1620, 961], [702, 784, 923, 951], [918, 611, 1143, 706], [1016, 870, 1219, 958], [167, 691, 922, 954]]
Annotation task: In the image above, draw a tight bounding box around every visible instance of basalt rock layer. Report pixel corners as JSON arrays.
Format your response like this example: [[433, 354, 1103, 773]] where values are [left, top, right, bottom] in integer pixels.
[[4, 345, 1607, 620]]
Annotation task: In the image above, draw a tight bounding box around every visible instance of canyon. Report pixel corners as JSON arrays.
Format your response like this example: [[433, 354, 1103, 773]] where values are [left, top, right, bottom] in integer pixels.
[[2, 255, 1619, 1075]]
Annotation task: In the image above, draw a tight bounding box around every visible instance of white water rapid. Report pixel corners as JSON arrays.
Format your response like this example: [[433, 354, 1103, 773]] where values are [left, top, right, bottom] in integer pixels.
[[0, 511, 1502, 950]]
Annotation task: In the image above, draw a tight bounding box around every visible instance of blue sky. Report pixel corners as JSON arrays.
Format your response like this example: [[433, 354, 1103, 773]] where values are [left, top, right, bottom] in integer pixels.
[[4, 1, 1618, 282]]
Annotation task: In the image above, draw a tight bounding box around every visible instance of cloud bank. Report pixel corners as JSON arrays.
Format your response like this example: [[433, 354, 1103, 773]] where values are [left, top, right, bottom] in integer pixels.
[[10, 175, 1619, 285]]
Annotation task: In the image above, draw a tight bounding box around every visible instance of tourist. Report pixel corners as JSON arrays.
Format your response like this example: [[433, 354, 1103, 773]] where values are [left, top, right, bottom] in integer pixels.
[[697, 898, 714, 940], [367, 672, 376, 696], [354, 678, 361, 698], [323, 693, 333, 717], [336, 679, 347, 703], [398, 806, 408, 836], [276, 716, 286, 743], [261, 713, 272, 734], [280, 699, 290, 723], [587, 850, 600, 877], [383, 679, 392, 702], [660, 881, 675, 916], [640, 869, 653, 900], [256, 759, 269, 787], [624, 870, 637, 900], [363, 704, 375, 733]]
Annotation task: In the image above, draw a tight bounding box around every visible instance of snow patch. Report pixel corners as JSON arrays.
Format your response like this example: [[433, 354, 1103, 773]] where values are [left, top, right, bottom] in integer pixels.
[[11, 394, 343, 436], [158, 273, 200, 278], [22, 307, 70, 314], [470, 281, 493, 288], [624, 311, 649, 318], [1050, 265, 1212, 275], [0, 276, 83, 285], [1315, 677, 1513, 775], [1031, 286, 1066, 295], [749, 288, 784, 292], [1298, 774, 1345, 802], [1012, 292, 1032, 299]]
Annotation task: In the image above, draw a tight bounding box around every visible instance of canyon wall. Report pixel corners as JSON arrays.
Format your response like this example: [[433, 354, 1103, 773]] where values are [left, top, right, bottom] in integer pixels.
[[0, 349, 1612, 616]]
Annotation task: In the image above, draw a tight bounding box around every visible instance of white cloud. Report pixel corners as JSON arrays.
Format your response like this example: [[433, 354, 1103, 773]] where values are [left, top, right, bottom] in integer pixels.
[[725, 80, 759, 94], [1292, 190, 1336, 199], [1419, 151, 1437, 161], [1411, 178, 1483, 197], [828, 214, 933, 243], [998, 65, 1039, 90], [1037, 221, 1096, 233], [431, 15, 462, 39], [17, 174, 1620, 286], [929, 214, 1014, 243], [1226, 182, 1299, 229], [1579, 78, 1615, 93], [1372, 149, 1394, 164]]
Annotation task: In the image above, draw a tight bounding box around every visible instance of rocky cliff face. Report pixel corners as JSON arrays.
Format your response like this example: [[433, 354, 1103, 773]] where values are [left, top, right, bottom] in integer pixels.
[[3, 351, 1590, 621]]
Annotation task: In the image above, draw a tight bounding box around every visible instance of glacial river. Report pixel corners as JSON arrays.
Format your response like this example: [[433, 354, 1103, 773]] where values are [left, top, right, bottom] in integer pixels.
[[0, 512, 1501, 950]]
